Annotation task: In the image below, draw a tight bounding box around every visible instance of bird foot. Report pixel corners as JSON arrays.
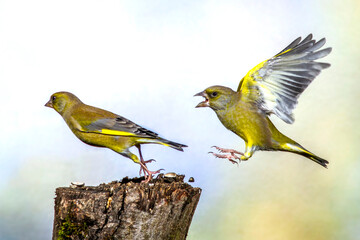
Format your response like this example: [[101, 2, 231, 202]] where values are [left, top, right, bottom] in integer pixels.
[[136, 145, 163, 183], [211, 146, 244, 155], [138, 159, 156, 176], [209, 152, 240, 165], [139, 161, 164, 183], [209, 146, 244, 165]]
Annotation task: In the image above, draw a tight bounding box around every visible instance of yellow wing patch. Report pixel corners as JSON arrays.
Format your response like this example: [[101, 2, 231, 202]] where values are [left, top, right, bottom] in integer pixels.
[[245, 59, 268, 81], [99, 129, 137, 136], [274, 48, 292, 58], [238, 59, 268, 92]]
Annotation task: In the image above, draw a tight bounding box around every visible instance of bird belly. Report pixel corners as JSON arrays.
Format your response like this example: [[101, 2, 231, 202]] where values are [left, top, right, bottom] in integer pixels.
[[72, 130, 136, 153], [217, 104, 272, 148]]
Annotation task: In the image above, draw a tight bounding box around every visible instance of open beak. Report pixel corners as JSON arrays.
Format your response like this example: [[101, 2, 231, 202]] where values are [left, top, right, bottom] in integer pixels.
[[194, 91, 209, 108], [45, 100, 53, 108]]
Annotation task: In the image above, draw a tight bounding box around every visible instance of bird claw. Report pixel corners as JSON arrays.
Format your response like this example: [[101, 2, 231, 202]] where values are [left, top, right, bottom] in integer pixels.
[[228, 159, 239, 165], [211, 146, 244, 155], [151, 168, 164, 174], [209, 147, 244, 165], [143, 159, 156, 164]]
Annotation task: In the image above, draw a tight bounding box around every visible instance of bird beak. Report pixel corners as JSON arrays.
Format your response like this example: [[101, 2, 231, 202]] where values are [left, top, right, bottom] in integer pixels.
[[45, 100, 53, 108], [194, 91, 209, 108]]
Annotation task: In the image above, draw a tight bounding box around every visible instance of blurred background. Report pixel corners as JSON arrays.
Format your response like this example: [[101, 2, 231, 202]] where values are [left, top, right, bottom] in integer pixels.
[[0, 0, 359, 239]]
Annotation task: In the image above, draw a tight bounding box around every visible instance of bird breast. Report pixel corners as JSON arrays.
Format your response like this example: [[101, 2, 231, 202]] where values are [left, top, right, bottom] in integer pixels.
[[216, 101, 272, 146]]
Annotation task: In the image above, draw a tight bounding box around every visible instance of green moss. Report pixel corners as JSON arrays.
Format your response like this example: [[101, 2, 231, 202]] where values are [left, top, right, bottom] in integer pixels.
[[57, 206, 88, 240]]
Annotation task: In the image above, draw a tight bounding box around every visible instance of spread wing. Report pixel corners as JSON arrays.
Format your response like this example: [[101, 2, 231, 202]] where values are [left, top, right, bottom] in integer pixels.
[[237, 34, 332, 124], [81, 115, 159, 138]]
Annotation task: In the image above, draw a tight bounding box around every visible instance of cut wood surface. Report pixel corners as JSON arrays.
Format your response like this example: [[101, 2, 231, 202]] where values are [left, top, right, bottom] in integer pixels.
[[53, 174, 201, 240]]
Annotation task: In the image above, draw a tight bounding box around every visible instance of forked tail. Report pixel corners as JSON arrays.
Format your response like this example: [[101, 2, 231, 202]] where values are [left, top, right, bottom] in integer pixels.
[[280, 142, 329, 168], [157, 138, 188, 151]]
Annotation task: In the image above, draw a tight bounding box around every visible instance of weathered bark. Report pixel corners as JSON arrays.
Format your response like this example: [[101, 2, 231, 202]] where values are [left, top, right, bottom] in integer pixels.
[[52, 174, 201, 240]]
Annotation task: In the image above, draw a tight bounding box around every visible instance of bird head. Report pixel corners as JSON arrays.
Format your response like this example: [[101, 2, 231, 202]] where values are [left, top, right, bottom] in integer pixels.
[[45, 91, 82, 116], [194, 85, 236, 111]]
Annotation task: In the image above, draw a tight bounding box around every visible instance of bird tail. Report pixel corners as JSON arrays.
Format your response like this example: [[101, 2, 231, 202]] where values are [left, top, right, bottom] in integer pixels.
[[280, 142, 329, 168], [156, 138, 188, 151], [138, 137, 187, 151]]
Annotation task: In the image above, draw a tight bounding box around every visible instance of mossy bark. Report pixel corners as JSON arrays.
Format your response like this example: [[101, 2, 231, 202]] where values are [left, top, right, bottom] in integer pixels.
[[52, 174, 201, 240]]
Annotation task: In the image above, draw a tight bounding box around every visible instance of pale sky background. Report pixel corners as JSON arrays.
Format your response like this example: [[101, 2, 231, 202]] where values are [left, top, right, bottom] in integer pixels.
[[0, 0, 359, 239]]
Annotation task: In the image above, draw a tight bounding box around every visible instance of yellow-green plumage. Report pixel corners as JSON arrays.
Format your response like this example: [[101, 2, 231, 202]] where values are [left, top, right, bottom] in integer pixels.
[[196, 34, 330, 168], [45, 91, 187, 181]]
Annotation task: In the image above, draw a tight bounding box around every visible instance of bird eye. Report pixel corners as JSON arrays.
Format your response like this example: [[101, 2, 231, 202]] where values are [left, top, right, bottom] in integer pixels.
[[210, 91, 218, 98], [52, 96, 56, 101]]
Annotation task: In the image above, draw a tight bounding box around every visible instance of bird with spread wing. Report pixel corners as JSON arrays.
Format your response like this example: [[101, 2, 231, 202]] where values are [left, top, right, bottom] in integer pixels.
[[195, 34, 331, 168], [45, 92, 187, 182]]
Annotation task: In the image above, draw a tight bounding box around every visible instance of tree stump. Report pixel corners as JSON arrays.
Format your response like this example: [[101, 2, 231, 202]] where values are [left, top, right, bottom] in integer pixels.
[[52, 174, 201, 240]]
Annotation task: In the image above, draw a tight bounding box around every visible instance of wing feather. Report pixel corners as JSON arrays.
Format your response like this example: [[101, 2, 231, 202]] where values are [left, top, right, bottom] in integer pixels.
[[83, 116, 159, 138], [238, 34, 332, 123]]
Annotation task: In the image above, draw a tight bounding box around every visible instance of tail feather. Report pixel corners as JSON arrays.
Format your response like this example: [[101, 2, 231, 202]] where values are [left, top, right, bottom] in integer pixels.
[[138, 137, 187, 151], [158, 138, 188, 151], [281, 143, 329, 168], [296, 149, 329, 168]]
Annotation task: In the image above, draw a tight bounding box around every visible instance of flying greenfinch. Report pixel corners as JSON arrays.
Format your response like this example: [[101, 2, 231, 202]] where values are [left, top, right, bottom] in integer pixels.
[[195, 34, 331, 168], [45, 92, 187, 182]]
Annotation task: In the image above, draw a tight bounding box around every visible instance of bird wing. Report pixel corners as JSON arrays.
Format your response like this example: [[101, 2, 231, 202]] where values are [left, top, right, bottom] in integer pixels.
[[237, 34, 332, 124], [78, 115, 159, 138]]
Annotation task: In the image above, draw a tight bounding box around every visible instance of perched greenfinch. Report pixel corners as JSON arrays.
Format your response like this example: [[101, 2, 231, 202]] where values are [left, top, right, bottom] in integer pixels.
[[45, 92, 187, 182], [195, 34, 331, 168]]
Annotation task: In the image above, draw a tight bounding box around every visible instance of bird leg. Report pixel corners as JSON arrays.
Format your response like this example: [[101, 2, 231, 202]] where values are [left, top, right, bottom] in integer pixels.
[[136, 145, 163, 183], [209, 146, 244, 165]]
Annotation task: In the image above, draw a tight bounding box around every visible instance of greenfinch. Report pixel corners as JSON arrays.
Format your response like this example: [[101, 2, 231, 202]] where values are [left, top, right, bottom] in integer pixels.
[[45, 92, 187, 182], [195, 34, 331, 168]]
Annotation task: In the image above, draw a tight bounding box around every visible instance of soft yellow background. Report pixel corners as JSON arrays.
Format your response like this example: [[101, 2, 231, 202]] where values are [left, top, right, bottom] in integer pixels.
[[0, 0, 359, 239]]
